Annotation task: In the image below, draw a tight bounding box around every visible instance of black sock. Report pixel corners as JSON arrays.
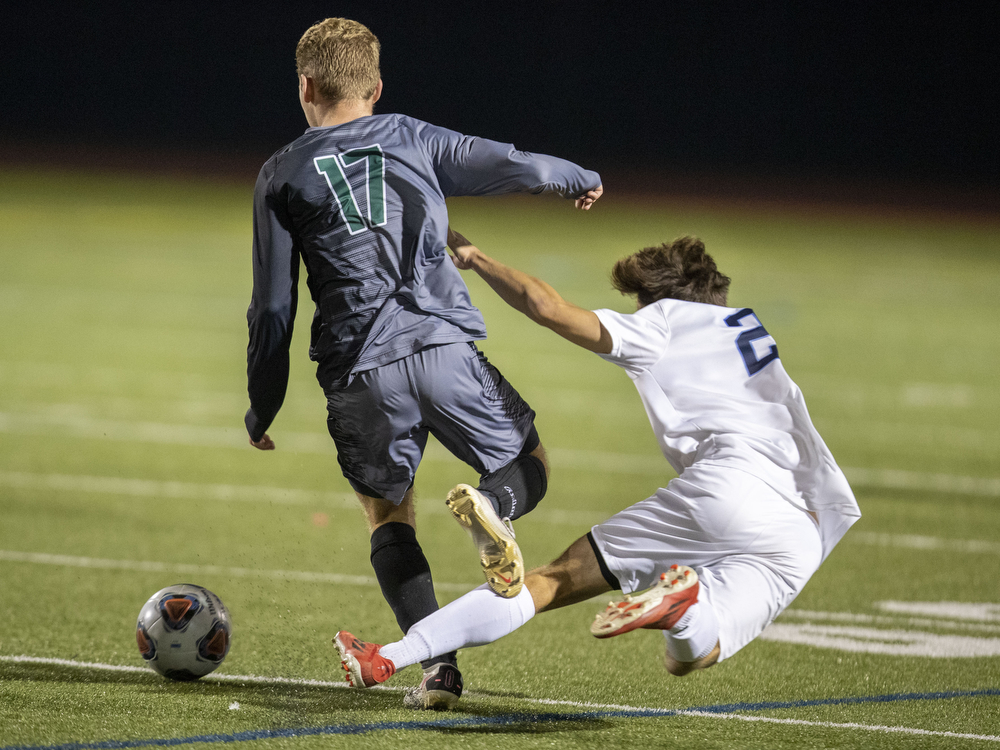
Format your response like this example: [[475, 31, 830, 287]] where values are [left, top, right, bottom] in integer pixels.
[[477, 453, 548, 521], [369, 522, 456, 669]]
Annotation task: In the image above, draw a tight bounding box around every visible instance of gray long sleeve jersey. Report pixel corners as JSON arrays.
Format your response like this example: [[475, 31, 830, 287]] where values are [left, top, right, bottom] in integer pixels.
[[246, 114, 601, 441]]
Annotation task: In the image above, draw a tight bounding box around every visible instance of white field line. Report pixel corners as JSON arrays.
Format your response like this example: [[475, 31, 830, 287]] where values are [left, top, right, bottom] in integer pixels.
[[0, 411, 328, 454], [0, 654, 669, 713], [780, 609, 1000, 635], [5, 544, 997, 626], [849, 531, 1000, 556], [3, 410, 1000, 496], [0, 470, 608, 527], [845, 467, 1000, 497], [758, 623, 1000, 658], [0, 410, 664, 476], [0, 470, 358, 508], [3, 655, 998, 742], [0, 549, 474, 593], [0, 654, 402, 693], [4, 469, 1000, 558], [678, 710, 1000, 743], [876, 601, 1000, 623]]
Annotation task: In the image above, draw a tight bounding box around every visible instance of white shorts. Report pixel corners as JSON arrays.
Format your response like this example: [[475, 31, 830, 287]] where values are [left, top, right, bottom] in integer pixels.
[[590, 462, 822, 661]]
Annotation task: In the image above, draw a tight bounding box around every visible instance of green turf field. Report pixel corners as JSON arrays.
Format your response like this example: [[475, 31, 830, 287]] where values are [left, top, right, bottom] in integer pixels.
[[1, 167, 998, 748]]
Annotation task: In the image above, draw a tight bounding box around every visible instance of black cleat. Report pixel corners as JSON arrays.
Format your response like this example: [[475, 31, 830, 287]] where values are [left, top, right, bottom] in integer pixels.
[[402, 662, 463, 710]]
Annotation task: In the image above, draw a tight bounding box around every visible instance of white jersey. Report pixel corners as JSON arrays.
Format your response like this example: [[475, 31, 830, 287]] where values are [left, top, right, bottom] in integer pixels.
[[593, 299, 860, 561]]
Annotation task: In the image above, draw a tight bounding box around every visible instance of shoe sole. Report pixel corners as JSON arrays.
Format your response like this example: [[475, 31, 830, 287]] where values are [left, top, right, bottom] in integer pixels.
[[424, 688, 461, 710], [590, 566, 699, 638], [446, 484, 523, 598], [333, 632, 367, 688], [403, 687, 461, 710]]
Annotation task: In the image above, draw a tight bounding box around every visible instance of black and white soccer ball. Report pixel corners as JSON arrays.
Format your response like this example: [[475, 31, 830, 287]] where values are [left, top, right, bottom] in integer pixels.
[[136, 584, 232, 681]]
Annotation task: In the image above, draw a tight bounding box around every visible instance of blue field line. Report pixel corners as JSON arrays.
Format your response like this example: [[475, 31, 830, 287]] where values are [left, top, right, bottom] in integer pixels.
[[4, 687, 998, 750]]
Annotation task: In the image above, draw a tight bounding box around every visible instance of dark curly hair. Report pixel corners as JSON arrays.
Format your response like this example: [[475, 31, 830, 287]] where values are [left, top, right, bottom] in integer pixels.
[[611, 237, 730, 306]]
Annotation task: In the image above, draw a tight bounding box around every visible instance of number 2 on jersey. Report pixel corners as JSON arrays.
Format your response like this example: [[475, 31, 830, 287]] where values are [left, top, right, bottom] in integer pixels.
[[725, 308, 779, 375], [314, 145, 386, 235]]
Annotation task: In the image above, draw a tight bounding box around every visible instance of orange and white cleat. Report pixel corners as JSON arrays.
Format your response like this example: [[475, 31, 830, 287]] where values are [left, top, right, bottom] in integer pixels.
[[334, 631, 396, 687], [446, 483, 523, 598], [590, 565, 700, 638]]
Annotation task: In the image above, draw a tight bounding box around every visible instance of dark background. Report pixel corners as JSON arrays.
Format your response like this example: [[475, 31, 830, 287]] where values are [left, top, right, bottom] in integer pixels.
[[2, 3, 997, 194]]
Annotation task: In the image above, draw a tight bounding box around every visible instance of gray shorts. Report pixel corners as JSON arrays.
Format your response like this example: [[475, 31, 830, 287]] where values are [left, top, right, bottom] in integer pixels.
[[325, 342, 537, 504]]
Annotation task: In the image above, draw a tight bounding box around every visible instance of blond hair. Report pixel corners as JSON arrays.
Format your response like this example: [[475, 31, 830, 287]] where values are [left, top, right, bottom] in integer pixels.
[[296, 18, 380, 104]]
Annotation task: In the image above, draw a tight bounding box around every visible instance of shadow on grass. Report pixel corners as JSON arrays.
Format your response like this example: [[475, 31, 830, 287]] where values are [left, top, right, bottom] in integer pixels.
[[0, 662, 156, 686], [435, 715, 612, 735], [461, 686, 535, 700], [2, 662, 619, 737], [0, 662, 614, 747], [0, 661, 402, 710]]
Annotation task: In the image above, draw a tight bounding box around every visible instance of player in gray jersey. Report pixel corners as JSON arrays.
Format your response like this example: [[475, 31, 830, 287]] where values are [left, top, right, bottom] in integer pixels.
[[244, 18, 602, 709]]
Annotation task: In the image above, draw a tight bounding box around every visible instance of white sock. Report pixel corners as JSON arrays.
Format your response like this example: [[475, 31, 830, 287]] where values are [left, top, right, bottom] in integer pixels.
[[379, 584, 536, 670], [665, 601, 719, 662]]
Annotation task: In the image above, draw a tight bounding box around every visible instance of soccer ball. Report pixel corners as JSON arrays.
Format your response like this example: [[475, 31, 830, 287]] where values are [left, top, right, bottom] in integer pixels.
[[136, 584, 232, 681]]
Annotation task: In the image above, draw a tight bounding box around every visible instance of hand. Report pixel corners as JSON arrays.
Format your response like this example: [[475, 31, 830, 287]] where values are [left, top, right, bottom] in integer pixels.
[[574, 184, 603, 210], [447, 227, 478, 270], [249, 433, 275, 450]]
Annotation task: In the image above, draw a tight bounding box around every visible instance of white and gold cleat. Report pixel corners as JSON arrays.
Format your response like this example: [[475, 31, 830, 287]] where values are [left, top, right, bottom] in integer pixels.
[[446, 483, 523, 598]]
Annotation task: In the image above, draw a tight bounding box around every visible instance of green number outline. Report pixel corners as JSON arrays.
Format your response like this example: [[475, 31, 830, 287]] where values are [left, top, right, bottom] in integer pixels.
[[313, 144, 386, 235]]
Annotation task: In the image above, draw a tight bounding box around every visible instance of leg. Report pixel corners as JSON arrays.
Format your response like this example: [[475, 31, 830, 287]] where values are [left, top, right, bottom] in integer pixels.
[[333, 536, 710, 687], [529, 442, 549, 476], [589, 465, 822, 673], [359, 489, 457, 662], [448, 429, 550, 598], [526, 534, 613, 613], [665, 642, 720, 676], [324, 356, 462, 707], [361, 489, 439, 636], [412, 343, 547, 595], [371, 533, 612, 671], [357, 488, 414, 533], [445, 483, 525, 597], [325, 360, 443, 641], [415, 343, 548, 522], [358, 489, 448, 639], [476, 434, 550, 521], [589, 566, 721, 676], [441, 438, 548, 598]]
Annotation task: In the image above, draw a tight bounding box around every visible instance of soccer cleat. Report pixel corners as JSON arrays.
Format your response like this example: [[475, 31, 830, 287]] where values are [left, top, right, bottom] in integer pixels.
[[590, 565, 699, 639], [446, 483, 523, 598], [402, 662, 464, 710], [334, 631, 396, 687]]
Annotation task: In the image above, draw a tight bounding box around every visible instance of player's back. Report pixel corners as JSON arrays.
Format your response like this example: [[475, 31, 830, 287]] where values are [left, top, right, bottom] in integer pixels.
[[257, 114, 484, 387], [642, 300, 810, 470], [595, 298, 859, 555], [256, 113, 599, 388]]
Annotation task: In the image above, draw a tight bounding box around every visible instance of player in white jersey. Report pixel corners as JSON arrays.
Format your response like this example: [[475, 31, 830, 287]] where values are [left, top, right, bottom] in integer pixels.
[[334, 231, 861, 693]]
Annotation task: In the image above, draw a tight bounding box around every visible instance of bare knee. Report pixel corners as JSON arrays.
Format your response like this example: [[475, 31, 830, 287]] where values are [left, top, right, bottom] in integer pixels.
[[529, 442, 550, 480], [665, 642, 720, 676]]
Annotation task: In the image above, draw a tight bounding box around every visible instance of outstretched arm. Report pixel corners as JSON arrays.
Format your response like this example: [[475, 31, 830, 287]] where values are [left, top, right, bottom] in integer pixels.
[[420, 122, 603, 208], [448, 229, 612, 354]]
